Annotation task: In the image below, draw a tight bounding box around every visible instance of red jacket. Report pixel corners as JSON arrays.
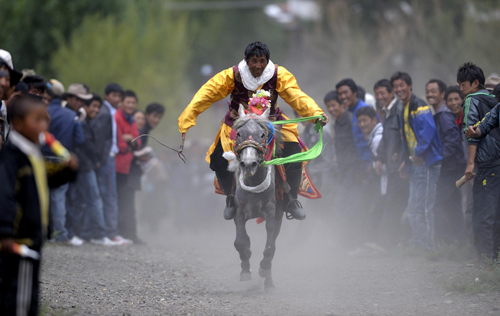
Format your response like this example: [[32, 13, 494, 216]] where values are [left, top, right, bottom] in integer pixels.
[[115, 108, 141, 174]]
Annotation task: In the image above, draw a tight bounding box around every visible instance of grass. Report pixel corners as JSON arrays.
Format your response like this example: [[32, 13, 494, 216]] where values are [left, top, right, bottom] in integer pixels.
[[39, 302, 79, 316], [446, 256, 500, 294]]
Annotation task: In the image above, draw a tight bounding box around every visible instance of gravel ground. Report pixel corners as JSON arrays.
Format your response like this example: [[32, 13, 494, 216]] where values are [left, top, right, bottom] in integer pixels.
[[40, 210, 500, 316]]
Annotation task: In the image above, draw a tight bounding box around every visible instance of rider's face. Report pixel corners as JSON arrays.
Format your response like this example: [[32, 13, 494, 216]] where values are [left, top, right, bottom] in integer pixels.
[[246, 55, 268, 78]]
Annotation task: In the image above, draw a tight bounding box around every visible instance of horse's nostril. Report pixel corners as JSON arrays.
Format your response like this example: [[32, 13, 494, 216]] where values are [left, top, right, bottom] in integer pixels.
[[252, 162, 257, 168], [240, 161, 245, 168]]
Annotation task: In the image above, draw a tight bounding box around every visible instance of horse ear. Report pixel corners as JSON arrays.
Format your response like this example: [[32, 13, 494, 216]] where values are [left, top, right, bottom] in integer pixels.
[[238, 104, 247, 118], [261, 106, 270, 119]]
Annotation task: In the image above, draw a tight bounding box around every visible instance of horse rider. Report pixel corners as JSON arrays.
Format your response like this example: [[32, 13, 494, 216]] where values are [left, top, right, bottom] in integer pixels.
[[178, 41, 329, 221]]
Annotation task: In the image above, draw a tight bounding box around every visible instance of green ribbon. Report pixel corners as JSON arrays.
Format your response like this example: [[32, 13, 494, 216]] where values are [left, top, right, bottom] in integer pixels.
[[262, 115, 324, 166]]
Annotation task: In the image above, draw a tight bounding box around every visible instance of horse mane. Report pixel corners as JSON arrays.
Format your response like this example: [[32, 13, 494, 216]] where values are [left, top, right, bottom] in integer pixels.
[[233, 114, 283, 156]]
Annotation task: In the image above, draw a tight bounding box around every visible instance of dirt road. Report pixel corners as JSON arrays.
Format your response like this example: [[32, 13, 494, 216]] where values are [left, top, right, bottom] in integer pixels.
[[41, 206, 499, 316]]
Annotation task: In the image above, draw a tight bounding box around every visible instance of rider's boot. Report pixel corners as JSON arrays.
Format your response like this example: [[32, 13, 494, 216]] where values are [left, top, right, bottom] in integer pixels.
[[224, 194, 237, 220], [284, 159, 306, 220]]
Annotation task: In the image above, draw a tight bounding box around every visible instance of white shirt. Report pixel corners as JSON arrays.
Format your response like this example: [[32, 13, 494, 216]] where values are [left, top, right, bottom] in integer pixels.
[[104, 100, 119, 156]]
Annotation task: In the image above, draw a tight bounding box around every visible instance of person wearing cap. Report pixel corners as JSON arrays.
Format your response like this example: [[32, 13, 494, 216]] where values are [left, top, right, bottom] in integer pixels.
[[0, 49, 23, 150], [42, 82, 86, 246], [91, 83, 131, 245], [485, 75, 500, 93]]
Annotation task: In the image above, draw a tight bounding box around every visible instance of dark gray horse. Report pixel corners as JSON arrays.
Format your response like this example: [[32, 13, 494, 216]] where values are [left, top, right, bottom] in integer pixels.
[[228, 105, 284, 292]]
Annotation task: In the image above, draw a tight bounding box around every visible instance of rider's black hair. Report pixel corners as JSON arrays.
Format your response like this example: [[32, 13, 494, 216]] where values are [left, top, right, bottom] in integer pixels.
[[444, 85, 463, 102], [323, 90, 338, 104], [374, 79, 393, 93], [335, 78, 358, 94], [145, 102, 165, 115], [244, 42, 270, 61], [355, 105, 377, 119], [390, 71, 412, 87], [426, 79, 447, 93], [456, 62, 485, 87]]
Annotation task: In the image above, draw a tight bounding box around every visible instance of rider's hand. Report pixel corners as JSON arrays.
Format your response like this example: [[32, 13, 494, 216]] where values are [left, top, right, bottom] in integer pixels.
[[179, 133, 186, 153], [318, 113, 329, 126], [465, 126, 482, 139]]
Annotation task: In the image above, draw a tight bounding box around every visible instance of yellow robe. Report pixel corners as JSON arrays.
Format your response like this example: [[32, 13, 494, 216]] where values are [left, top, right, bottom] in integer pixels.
[[178, 66, 324, 163]]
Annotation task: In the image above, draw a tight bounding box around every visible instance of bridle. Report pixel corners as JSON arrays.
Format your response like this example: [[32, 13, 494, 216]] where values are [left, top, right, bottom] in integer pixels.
[[233, 134, 269, 163]]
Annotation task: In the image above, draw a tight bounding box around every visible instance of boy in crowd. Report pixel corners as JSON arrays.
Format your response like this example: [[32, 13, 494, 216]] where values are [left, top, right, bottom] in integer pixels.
[[22, 75, 46, 98], [115, 90, 142, 243], [461, 62, 500, 261], [0, 95, 78, 315], [391, 71, 442, 251], [67, 94, 118, 246], [427, 79, 466, 245], [373, 79, 408, 250], [325, 90, 362, 249], [335, 78, 373, 165], [91, 83, 131, 245], [140, 102, 165, 146]]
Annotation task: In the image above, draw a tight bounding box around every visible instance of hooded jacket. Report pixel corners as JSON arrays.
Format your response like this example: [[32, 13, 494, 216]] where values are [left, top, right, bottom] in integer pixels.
[[434, 103, 466, 173], [348, 99, 373, 164], [375, 98, 404, 173], [464, 90, 500, 168], [402, 94, 443, 167]]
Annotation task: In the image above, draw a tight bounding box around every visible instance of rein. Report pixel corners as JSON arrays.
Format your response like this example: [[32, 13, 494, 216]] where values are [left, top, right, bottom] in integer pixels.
[[132, 134, 187, 164]]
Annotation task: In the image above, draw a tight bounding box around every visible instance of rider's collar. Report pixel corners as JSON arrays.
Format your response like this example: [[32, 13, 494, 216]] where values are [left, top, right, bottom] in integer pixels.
[[238, 59, 275, 92]]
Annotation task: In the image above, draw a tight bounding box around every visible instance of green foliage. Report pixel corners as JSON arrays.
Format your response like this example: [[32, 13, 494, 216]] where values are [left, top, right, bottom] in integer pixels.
[[51, 5, 191, 139], [0, 0, 122, 75]]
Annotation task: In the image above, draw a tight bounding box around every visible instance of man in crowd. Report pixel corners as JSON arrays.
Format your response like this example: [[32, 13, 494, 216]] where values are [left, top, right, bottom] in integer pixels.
[[115, 90, 142, 243], [426, 79, 466, 245], [43, 82, 86, 245], [91, 83, 131, 245], [336, 78, 372, 166], [461, 62, 500, 261], [0, 49, 23, 148], [391, 71, 442, 251], [63, 83, 93, 245], [69, 93, 117, 246], [373, 79, 408, 250]]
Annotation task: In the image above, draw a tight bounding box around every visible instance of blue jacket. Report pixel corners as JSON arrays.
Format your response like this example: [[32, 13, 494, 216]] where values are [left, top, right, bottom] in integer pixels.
[[403, 94, 442, 167], [348, 99, 372, 163], [42, 98, 84, 156], [434, 103, 465, 172]]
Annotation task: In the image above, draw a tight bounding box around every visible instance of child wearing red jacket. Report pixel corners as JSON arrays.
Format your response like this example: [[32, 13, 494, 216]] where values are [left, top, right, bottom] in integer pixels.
[[115, 90, 142, 243]]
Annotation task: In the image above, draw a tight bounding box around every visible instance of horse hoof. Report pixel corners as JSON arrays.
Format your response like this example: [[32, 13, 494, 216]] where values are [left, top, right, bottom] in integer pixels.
[[265, 285, 276, 294], [240, 272, 251, 281], [259, 267, 271, 278]]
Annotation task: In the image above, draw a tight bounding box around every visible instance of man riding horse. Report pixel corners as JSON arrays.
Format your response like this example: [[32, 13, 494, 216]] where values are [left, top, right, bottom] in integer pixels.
[[178, 42, 328, 220]]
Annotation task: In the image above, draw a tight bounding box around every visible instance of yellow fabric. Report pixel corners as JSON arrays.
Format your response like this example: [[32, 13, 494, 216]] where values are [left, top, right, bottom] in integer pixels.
[[403, 102, 417, 157], [26, 154, 49, 235], [178, 65, 324, 164]]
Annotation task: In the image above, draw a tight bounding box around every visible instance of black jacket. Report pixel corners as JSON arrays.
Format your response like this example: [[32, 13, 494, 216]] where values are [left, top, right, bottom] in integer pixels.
[[90, 101, 113, 165], [334, 111, 361, 171], [74, 118, 100, 172], [376, 98, 404, 173], [434, 104, 466, 173], [0, 132, 76, 251], [464, 90, 500, 168]]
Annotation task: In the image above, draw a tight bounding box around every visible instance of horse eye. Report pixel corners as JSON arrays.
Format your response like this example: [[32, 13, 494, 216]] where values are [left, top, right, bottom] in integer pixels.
[[261, 133, 265, 138], [237, 132, 240, 137]]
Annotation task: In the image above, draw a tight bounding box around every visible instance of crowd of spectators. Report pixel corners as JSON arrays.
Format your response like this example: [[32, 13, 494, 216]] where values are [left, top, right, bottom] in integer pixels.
[[318, 63, 500, 263]]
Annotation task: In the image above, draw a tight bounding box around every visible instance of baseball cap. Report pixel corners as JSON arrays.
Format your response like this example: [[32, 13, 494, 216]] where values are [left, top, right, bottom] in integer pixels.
[[0, 49, 22, 86], [64, 83, 92, 100]]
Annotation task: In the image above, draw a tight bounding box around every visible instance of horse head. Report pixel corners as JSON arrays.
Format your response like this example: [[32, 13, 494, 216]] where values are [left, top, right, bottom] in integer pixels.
[[233, 104, 271, 177]]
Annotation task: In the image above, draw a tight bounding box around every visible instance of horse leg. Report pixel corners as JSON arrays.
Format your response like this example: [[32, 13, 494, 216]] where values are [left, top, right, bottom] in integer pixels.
[[262, 202, 284, 292], [234, 214, 252, 281], [259, 204, 278, 292]]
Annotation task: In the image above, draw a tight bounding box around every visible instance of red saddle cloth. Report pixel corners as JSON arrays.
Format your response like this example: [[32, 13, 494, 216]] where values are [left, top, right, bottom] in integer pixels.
[[214, 162, 322, 200]]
